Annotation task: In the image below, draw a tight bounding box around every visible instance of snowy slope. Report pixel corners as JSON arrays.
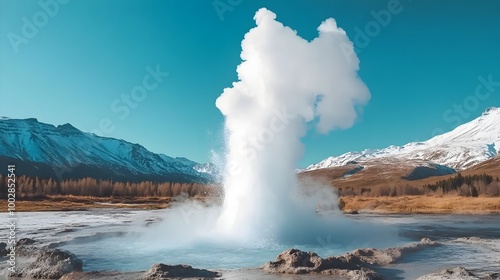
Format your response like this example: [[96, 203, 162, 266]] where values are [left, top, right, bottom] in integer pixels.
[[0, 118, 212, 182], [307, 107, 500, 171]]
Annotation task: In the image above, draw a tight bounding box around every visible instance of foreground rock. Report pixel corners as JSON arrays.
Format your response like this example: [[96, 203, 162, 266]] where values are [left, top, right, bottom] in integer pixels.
[[0, 242, 8, 256], [15, 238, 40, 257], [9, 248, 83, 279], [17, 238, 37, 246], [60, 271, 144, 280], [263, 238, 441, 280], [262, 248, 382, 279], [141, 263, 222, 279], [416, 267, 485, 280]]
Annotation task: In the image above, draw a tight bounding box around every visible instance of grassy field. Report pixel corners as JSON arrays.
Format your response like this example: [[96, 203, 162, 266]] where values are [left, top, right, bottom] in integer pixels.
[[0, 195, 171, 212], [2, 194, 499, 214], [341, 196, 500, 214]]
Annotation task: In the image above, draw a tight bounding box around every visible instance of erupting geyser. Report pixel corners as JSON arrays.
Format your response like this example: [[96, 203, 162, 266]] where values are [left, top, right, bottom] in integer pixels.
[[55, 9, 398, 270], [215, 8, 371, 243], [144, 8, 394, 256]]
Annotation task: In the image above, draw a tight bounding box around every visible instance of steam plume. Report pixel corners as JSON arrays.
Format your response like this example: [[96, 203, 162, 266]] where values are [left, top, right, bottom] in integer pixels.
[[215, 8, 371, 243]]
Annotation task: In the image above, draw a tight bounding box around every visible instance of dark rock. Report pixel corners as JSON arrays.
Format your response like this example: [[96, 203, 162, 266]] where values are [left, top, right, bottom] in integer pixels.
[[9, 248, 83, 279], [416, 266, 478, 279], [14, 238, 40, 257], [16, 238, 37, 246], [0, 242, 8, 256], [141, 263, 221, 279]]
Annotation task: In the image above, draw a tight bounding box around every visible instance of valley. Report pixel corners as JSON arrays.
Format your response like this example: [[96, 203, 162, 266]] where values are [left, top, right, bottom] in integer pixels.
[[1, 108, 499, 215]]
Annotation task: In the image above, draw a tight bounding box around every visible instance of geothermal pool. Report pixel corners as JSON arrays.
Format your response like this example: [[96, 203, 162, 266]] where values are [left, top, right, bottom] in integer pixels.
[[46, 206, 404, 271], [6, 209, 499, 278]]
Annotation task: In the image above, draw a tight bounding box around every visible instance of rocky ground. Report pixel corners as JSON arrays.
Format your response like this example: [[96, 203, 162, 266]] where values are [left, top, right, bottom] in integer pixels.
[[416, 266, 499, 280], [261, 238, 441, 279], [2, 237, 499, 280]]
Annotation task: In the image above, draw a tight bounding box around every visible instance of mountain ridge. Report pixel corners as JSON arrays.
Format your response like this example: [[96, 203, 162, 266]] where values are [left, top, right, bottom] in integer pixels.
[[0, 118, 212, 183], [306, 107, 500, 172]]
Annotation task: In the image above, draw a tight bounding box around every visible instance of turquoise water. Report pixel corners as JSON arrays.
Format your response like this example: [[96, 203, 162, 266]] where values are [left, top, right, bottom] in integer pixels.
[[61, 237, 348, 271], [55, 212, 500, 277], [57, 209, 402, 271]]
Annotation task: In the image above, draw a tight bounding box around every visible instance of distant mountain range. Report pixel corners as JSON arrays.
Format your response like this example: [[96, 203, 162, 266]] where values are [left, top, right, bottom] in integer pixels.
[[1, 107, 498, 185], [0, 118, 214, 183], [307, 107, 500, 171], [302, 107, 500, 187]]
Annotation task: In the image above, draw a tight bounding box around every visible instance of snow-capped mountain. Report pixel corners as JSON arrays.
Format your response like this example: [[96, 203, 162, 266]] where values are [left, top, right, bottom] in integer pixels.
[[0, 118, 212, 182], [306, 107, 500, 171]]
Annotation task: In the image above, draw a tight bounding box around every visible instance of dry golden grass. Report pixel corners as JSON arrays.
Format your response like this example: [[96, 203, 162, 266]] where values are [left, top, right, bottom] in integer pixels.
[[341, 195, 500, 214], [0, 195, 170, 212]]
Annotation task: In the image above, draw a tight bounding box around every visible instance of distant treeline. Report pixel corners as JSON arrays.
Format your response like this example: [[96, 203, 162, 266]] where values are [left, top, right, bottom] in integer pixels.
[[0, 175, 220, 199], [338, 173, 500, 197], [424, 173, 497, 197], [2, 173, 499, 200]]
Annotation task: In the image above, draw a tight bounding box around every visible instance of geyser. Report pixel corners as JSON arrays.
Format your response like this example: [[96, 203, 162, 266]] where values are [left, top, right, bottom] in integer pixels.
[[140, 8, 396, 262], [215, 8, 372, 244], [57, 9, 401, 271]]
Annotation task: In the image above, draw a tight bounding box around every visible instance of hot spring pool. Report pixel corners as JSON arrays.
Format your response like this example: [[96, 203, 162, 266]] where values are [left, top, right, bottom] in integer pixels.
[[60, 237, 352, 271], [8, 209, 500, 278], [54, 208, 407, 272]]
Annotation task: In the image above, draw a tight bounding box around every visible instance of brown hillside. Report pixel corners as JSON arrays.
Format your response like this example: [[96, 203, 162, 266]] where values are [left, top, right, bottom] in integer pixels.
[[300, 157, 500, 191]]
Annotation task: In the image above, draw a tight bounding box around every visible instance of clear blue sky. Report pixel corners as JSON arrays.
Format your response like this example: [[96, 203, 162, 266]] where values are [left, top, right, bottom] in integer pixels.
[[1, 0, 500, 167]]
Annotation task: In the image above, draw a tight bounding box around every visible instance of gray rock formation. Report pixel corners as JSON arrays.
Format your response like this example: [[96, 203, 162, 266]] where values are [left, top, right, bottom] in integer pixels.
[[417, 266, 500, 280], [141, 263, 221, 279], [263, 238, 441, 280], [9, 248, 83, 279], [262, 249, 382, 280], [16, 238, 37, 246], [417, 267, 478, 280], [0, 242, 8, 257], [15, 237, 40, 257]]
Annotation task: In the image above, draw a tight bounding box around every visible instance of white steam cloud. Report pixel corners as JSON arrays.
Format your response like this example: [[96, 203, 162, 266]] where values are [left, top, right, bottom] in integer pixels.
[[138, 9, 394, 263], [215, 8, 372, 243]]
